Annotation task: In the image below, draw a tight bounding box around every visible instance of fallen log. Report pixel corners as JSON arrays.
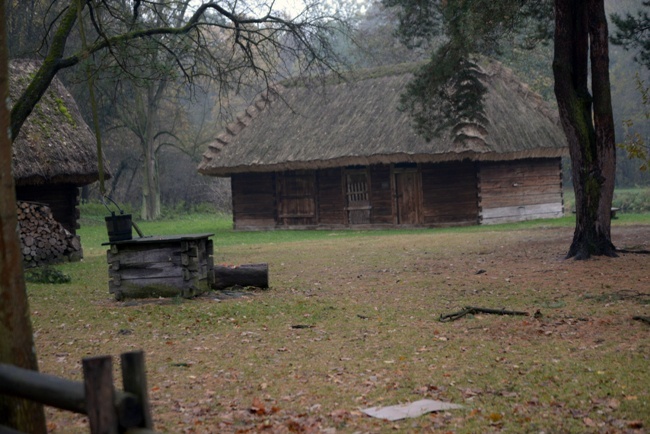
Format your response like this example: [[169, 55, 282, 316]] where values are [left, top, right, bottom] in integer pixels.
[[211, 263, 269, 290]]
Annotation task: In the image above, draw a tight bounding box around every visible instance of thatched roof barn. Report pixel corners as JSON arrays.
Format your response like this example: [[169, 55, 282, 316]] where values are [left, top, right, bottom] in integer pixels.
[[10, 59, 105, 235], [199, 60, 569, 229]]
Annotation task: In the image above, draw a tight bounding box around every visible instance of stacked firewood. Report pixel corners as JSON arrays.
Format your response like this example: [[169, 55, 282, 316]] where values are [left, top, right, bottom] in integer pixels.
[[17, 201, 83, 268]]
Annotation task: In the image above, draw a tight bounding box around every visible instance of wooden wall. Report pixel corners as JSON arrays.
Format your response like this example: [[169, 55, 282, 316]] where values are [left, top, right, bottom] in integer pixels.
[[318, 168, 345, 225], [15, 184, 80, 234], [228, 158, 564, 230], [479, 158, 564, 224], [420, 162, 479, 226], [369, 165, 394, 224], [231, 172, 276, 230]]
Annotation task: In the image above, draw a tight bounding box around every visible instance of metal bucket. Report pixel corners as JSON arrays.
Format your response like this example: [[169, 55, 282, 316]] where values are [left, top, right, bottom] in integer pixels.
[[105, 212, 132, 242]]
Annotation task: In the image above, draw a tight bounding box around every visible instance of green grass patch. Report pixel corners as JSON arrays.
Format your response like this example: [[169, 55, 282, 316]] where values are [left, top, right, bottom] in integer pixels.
[[564, 187, 650, 214]]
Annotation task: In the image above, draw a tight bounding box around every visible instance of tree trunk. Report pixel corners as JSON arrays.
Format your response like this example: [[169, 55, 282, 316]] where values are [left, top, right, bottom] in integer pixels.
[[140, 83, 165, 221], [553, 0, 617, 260], [9, 2, 79, 141], [0, 3, 47, 430], [141, 137, 161, 221]]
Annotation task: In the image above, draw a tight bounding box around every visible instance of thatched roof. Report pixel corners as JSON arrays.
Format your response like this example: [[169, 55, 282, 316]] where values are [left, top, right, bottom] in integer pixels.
[[10, 59, 106, 186], [198, 60, 568, 177]]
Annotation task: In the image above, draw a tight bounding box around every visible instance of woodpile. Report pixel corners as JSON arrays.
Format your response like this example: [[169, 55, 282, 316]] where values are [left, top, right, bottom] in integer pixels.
[[17, 201, 83, 267]]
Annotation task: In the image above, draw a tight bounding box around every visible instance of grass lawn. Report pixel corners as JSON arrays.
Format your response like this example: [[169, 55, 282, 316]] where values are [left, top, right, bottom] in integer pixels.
[[28, 210, 650, 433]]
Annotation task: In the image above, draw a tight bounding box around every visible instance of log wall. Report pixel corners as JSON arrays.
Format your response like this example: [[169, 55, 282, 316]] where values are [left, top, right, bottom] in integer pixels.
[[369, 165, 394, 224], [231, 172, 276, 230], [317, 168, 345, 225], [228, 159, 564, 230], [479, 158, 564, 224], [420, 161, 479, 226]]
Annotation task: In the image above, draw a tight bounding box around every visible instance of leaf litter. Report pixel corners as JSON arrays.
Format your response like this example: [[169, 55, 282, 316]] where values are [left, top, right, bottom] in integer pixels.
[[32, 224, 650, 433]]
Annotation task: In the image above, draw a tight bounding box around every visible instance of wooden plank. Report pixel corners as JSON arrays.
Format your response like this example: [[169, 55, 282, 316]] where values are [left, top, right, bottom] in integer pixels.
[[113, 277, 199, 300], [480, 158, 561, 176], [109, 262, 181, 280], [422, 189, 478, 202], [479, 176, 562, 190], [481, 193, 563, 208], [120, 351, 153, 430], [481, 203, 564, 223], [422, 214, 479, 224], [107, 247, 181, 266], [83, 356, 118, 434], [422, 202, 478, 216]]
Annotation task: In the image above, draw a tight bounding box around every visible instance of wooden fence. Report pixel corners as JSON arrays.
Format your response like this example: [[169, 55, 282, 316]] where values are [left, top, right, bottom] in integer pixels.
[[0, 350, 156, 434]]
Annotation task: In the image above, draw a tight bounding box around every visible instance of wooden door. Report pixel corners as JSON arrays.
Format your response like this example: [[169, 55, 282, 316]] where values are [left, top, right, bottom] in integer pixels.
[[277, 171, 316, 226], [345, 171, 371, 225], [394, 170, 421, 224]]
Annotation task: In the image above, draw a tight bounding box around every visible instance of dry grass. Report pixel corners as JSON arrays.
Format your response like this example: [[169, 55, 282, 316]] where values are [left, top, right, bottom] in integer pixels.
[[29, 221, 650, 433]]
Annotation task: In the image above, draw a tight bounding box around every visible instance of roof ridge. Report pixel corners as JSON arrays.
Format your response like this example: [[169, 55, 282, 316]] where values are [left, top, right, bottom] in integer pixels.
[[204, 85, 282, 158]]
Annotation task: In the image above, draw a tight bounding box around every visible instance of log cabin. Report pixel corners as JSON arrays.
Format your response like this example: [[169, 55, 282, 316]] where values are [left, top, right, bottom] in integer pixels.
[[10, 59, 108, 261], [198, 60, 568, 230]]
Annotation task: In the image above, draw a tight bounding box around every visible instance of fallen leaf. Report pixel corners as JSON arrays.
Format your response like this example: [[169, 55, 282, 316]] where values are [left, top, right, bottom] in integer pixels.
[[583, 417, 596, 427], [488, 413, 503, 422], [250, 397, 266, 415]]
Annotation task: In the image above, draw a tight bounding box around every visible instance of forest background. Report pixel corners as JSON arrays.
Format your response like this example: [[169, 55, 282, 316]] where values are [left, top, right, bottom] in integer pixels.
[[7, 0, 650, 219]]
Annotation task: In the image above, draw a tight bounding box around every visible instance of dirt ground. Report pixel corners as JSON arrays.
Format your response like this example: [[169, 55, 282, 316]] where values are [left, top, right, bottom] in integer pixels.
[[34, 224, 650, 433]]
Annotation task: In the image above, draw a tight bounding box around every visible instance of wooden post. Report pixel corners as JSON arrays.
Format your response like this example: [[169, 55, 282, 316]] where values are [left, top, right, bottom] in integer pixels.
[[83, 356, 118, 434], [121, 351, 153, 429]]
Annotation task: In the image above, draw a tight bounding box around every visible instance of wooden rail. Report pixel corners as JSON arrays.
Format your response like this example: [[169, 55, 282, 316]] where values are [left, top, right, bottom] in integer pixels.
[[0, 351, 156, 434]]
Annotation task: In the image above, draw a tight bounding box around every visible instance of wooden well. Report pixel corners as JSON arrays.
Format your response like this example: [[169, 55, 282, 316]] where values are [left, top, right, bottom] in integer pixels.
[[105, 233, 214, 301]]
